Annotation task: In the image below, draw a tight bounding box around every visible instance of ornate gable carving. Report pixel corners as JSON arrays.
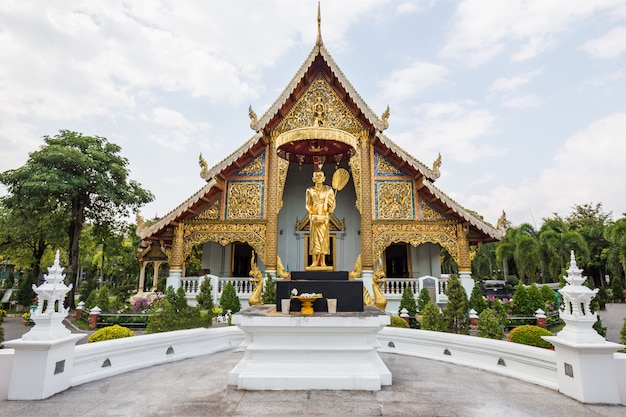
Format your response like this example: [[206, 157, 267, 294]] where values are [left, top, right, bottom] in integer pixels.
[[226, 180, 264, 220], [374, 150, 404, 176], [277, 75, 363, 133], [237, 152, 265, 176], [196, 199, 221, 221], [418, 197, 449, 222], [374, 180, 415, 221]]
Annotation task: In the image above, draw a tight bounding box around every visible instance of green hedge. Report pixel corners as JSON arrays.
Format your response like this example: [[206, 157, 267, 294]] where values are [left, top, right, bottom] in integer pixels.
[[88, 325, 135, 343], [388, 316, 410, 328], [508, 325, 553, 349]]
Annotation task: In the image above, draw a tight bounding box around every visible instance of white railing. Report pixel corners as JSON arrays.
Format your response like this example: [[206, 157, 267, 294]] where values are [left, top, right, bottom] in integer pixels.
[[182, 275, 253, 308], [384, 276, 448, 304], [378, 327, 560, 389], [71, 326, 244, 386]]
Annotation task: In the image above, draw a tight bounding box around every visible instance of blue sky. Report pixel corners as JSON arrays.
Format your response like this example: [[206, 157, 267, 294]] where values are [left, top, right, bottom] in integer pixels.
[[1, 0, 625, 227]]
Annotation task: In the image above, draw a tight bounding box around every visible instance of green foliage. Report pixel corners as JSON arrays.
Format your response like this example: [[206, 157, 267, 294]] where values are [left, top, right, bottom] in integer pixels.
[[0, 130, 154, 309], [443, 275, 469, 334], [0, 320, 4, 345], [389, 316, 410, 328], [511, 284, 532, 316], [508, 325, 553, 349], [399, 285, 417, 316], [3, 273, 15, 289], [16, 271, 36, 306], [611, 277, 624, 303], [420, 301, 446, 332], [195, 277, 215, 316], [262, 273, 276, 305], [147, 286, 206, 333], [593, 315, 607, 337], [469, 284, 488, 314], [79, 278, 98, 303], [85, 289, 98, 309], [620, 317, 626, 345], [96, 286, 111, 312], [491, 298, 507, 324], [540, 285, 558, 311], [527, 284, 544, 314], [477, 309, 504, 340], [219, 282, 241, 314], [88, 324, 135, 343], [417, 287, 431, 312]]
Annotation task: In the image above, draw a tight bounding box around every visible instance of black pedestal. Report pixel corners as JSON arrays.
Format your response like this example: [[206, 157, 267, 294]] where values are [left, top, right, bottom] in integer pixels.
[[276, 274, 364, 313]]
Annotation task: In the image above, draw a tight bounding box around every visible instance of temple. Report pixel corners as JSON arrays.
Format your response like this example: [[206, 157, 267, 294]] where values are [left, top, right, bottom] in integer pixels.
[[135, 6, 503, 310]]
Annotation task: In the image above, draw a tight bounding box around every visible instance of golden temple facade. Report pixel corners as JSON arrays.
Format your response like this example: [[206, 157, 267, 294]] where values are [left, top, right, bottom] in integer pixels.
[[135, 11, 503, 296]]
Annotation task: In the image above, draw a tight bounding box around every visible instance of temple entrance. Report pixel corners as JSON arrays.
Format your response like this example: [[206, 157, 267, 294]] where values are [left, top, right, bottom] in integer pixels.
[[231, 242, 253, 277], [384, 243, 411, 278]]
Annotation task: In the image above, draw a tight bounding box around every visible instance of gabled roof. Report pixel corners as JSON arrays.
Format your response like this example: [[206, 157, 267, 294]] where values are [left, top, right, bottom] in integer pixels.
[[138, 25, 501, 243]]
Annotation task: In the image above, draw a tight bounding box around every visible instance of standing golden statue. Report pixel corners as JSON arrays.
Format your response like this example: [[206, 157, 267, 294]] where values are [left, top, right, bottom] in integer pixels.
[[305, 166, 350, 270]]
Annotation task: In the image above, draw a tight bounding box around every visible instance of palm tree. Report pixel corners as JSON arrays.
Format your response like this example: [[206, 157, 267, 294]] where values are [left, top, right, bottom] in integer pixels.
[[606, 216, 626, 281], [539, 217, 588, 281], [496, 224, 540, 285]]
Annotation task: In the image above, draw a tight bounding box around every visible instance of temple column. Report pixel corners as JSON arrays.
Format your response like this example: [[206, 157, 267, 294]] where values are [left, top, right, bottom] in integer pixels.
[[360, 132, 374, 294], [152, 261, 162, 291], [265, 132, 279, 271], [138, 262, 147, 293], [166, 222, 184, 290], [457, 224, 473, 298]]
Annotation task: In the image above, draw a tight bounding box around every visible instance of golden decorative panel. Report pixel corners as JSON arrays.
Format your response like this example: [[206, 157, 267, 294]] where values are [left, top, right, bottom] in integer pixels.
[[237, 152, 265, 176], [418, 197, 448, 222], [183, 222, 267, 263], [375, 180, 414, 220], [277, 75, 363, 133], [196, 199, 221, 220], [374, 151, 403, 176], [226, 180, 264, 220], [372, 222, 460, 266], [277, 156, 289, 212], [348, 145, 361, 213]]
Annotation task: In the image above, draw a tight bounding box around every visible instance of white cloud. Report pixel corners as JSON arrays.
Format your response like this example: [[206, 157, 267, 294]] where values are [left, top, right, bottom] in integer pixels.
[[441, 0, 624, 65], [458, 113, 626, 225], [489, 70, 541, 94], [501, 95, 542, 109], [392, 101, 503, 164], [580, 26, 626, 59], [381, 61, 449, 102]]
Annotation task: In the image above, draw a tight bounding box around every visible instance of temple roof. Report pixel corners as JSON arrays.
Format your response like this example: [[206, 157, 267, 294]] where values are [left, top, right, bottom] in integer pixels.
[[138, 23, 503, 243]]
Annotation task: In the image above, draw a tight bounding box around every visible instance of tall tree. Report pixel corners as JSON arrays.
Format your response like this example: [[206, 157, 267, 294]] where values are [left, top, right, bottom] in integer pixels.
[[605, 215, 626, 284], [496, 224, 540, 284], [565, 203, 612, 287], [0, 131, 153, 307], [539, 217, 588, 282]]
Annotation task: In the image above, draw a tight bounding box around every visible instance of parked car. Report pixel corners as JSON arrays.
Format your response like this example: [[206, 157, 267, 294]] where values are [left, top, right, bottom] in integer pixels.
[[480, 280, 511, 299]]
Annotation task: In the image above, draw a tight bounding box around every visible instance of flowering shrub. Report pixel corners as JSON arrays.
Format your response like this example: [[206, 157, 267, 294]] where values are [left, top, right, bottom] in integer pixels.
[[132, 297, 152, 313], [22, 312, 30, 322], [0, 309, 6, 321], [88, 325, 135, 343], [508, 325, 553, 349]]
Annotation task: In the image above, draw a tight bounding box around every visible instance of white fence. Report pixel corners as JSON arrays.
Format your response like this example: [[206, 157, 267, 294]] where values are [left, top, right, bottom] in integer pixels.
[[71, 326, 244, 386], [378, 327, 560, 389]]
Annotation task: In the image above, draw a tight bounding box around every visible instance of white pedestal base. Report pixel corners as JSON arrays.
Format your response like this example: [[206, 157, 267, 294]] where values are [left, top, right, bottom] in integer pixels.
[[228, 305, 391, 390], [5, 334, 85, 400]]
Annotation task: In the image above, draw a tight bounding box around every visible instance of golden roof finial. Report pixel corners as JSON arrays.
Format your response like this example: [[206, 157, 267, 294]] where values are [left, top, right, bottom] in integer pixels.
[[316, 1, 323, 46]]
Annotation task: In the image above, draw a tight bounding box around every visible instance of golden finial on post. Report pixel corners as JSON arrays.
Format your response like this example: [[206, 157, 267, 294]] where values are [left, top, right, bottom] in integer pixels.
[[316, 1, 323, 46]]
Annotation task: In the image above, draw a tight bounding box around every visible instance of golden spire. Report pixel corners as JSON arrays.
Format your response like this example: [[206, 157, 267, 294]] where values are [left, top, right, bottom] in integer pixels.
[[316, 1, 323, 46]]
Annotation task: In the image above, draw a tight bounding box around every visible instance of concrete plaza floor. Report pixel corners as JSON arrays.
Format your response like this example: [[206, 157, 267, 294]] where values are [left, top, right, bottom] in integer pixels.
[[1, 305, 625, 416]]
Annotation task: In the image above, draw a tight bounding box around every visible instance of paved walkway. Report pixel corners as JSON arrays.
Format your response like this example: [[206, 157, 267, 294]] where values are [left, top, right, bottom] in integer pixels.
[[1, 305, 624, 416]]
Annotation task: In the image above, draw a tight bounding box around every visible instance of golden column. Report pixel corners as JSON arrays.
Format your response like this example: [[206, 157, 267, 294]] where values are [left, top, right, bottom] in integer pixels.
[[456, 223, 474, 298], [166, 222, 185, 289], [265, 132, 279, 271], [359, 131, 374, 270]]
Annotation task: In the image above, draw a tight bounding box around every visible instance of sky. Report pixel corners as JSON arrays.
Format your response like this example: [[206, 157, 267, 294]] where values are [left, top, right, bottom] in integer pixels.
[[1, 0, 625, 228]]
